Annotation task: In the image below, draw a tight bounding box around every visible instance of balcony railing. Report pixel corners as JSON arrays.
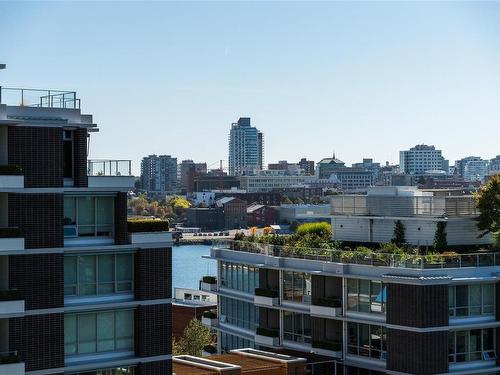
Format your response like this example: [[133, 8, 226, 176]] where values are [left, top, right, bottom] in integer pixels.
[[212, 239, 500, 269], [87, 159, 132, 176], [0, 87, 80, 109]]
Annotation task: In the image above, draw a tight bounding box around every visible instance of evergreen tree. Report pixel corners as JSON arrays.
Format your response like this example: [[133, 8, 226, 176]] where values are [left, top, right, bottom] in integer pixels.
[[433, 221, 448, 252], [391, 220, 406, 247]]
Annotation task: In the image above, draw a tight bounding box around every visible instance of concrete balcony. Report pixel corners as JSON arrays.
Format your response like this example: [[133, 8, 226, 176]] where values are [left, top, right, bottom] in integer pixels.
[[0, 175, 23, 190], [254, 330, 280, 347], [311, 341, 342, 358], [128, 231, 172, 245], [310, 304, 342, 318], [0, 237, 24, 252], [0, 351, 24, 375], [254, 288, 280, 307], [200, 277, 217, 293], [311, 347, 342, 358], [0, 291, 25, 316], [88, 176, 135, 189]]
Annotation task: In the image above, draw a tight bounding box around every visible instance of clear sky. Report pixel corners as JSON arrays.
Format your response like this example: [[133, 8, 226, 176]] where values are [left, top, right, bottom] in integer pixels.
[[1, 1, 499, 174]]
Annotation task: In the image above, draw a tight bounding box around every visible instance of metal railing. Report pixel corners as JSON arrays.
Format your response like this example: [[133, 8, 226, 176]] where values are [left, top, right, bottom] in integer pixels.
[[330, 195, 479, 217], [0, 87, 80, 109], [87, 159, 132, 176], [212, 240, 500, 269]]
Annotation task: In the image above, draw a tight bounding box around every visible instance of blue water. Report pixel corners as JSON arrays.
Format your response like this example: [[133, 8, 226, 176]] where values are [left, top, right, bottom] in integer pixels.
[[172, 244, 216, 293]]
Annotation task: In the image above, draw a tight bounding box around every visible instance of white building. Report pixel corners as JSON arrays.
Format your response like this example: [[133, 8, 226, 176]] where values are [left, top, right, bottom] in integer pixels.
[[463, 159, 489, 182], [331, 186, 490, 246], [228, 117, 264, 176], [238, 175, 318, 193], [399, 144, 449, 175]]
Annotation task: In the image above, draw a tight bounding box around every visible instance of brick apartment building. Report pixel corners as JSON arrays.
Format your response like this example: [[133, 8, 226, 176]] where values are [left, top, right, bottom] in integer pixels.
[[0, 87, 172, 375]]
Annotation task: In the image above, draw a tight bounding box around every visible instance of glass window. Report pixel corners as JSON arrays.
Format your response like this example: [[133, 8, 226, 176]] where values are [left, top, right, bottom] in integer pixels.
[[283, 312, 311, 344], [449, 328, 496, 363], [64, 196, 114, 238], [65, 310, 134, 356], [282, 271, 311, 304], [449, 284, 495, 317], [220, 296, 259, 330], [348, 279, 386, 314], [347, 322, 386, 360], [65, 254, 134, 297]]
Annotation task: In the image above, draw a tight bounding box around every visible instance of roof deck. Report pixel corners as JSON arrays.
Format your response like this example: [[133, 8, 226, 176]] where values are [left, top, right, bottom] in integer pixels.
[[0, 87, 80, 109], [212, 239, 500, 270]]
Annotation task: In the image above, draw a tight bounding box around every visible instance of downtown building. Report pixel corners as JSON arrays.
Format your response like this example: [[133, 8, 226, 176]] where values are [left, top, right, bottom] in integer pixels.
[[203, 212, 500, 374], [399, 144, 449, 175], [140, 154, 178, 196], [0, 87, 172, 375], [228, 117, 264, 176]]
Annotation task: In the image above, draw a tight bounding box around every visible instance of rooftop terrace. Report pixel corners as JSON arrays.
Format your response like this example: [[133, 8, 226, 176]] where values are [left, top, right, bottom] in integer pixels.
[[212, 239, 500, 270], [0, 87, 80, 109]]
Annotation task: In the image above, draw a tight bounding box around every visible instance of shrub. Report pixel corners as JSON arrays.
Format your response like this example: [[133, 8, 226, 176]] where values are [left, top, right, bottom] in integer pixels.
[[379, 242, 404, 255], [0, 290, 22, 301], [202, 276, 217, 284], [0, 164, 23, 175], [0, 352, 21, 364], [255, 288, 278, 298], [312, 297, 341, 308], [127, 219, 169, 233], [312, 340, 341, 351], [0, 227, 21, 238], [296, 222, 332, 238], [256, 327, 279, 337], [202, 311, 217, 319]]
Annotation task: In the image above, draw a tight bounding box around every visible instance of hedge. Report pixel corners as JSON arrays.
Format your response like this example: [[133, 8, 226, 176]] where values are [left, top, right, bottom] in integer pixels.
[[312, 340, 342, 351], [312, 297, 342, 308], [202, 276, 217, 284], [0, 353, 21, 364], [0, 290, 22, 301], [127, 219, 169, 233], [255, 288, 278, 298], [256, 327, 279, 337], [202, 311, 217, 319], [0, 165, 22, 175], [0, 227, 21, 238]]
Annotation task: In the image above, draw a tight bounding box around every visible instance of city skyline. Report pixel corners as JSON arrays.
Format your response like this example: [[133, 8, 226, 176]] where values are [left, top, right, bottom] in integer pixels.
[[1, 1, 500, 174]]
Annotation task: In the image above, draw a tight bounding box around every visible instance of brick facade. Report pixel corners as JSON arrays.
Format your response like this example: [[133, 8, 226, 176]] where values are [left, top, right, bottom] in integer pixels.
[[8, 253, 64, 310], [115, 191, 129, 245], [8, 193, 64, 249], [135, 304, 172, 358], [73, 127, 88, 187], [135, 247, 172, 300], [8, 126, 64, 187], [9, 313, 64, 372], [387, 329, 448, 374], [137, 360, 172, 375], [172, 303, 216, 339]]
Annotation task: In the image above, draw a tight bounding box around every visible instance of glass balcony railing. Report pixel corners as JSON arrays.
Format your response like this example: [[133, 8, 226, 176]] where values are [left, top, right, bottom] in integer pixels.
[[0, 87, 79, 109], [212, 240, 500, 269], [87, 159, 131, 176]]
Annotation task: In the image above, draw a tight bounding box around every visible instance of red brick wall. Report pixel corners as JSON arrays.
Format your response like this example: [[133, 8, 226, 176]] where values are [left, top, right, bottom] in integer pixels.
[[172, 304, 216, 339]]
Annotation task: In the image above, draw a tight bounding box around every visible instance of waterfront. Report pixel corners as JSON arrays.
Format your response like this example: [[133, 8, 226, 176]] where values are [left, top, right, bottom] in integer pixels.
[[172, 244, 216, 293]]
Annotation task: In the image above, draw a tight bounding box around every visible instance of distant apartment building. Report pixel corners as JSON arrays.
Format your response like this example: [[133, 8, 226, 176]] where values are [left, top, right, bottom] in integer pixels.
[[316, 154, 346, 179], [463, 159, 489, 182], [267, 160, 301, 175], [489, 155, 500, 176], [0, 87, 172, 375], [455, 156, 483, 178], [399, 144, 449, 174], [194, 175, 240, 192], [140, 154, 177, 194], [179, 159, 207, 193], [331, 186, 490, 246], [329, 168, 373, 192], [298, 158, 315, 176], [228, 117, 264, 176], [238, 175, 318, 193], [352, 158, 381, 184]]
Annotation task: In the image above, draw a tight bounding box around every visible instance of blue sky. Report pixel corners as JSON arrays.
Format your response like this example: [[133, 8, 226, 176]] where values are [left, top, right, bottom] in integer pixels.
[[1, 1, 499, 174]]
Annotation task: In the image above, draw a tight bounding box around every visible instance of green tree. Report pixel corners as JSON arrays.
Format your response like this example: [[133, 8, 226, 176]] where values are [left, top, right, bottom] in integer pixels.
[[172, 318, 214, 356], [296, 222, 332, 239], [474, 175, 500, 238], [391, 220, 406, 247], [433, 221, 448, 252]]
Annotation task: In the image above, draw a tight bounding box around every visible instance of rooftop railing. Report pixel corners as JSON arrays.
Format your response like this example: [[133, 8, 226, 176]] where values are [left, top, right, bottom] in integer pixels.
[[87, 159, 132, 176], [0, 87, 80, 109], [212, 239, 500, 269], [330, 195, 479, 217]]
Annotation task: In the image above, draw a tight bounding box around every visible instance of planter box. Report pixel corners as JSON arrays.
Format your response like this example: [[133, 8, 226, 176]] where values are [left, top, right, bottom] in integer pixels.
[[0, 238, 24, 252], [0, 175, 24, 189], [312, 347, 342, 358], [0, 299, 25, 315], [254, 295, 279, 307], [254, 334, 279, 347], [201, 317, 218, 328], [200, 282, 217, 292], [310, 305, 342, 318], [0, 362, 24, 375], [128, 231, 172, 244]]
